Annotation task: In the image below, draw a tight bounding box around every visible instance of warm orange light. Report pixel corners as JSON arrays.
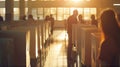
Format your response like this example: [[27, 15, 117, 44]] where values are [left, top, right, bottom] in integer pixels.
[[72, 0, 83, 2]]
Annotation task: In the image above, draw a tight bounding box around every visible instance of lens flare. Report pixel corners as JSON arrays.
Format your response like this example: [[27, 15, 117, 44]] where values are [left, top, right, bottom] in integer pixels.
[[72, 0, 83, 2]]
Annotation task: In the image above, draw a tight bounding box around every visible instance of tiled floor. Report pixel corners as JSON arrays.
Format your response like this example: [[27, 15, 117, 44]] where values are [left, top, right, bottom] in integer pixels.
[[44, 28, 68, 67]]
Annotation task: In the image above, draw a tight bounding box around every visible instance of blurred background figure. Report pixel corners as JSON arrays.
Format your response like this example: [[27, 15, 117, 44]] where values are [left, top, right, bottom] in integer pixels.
[[20, 15, 26, 21], [78, 14, 85, 24], [67, 9, 78, 67], [0, 14, 3, 22], [99, 8, 120, 67], [27, 14, 35, 24], [44, 15, 50, 21], [49, 14, 54, 34], [90, 14, 98, 27], [28, 14, 34, 21], [22, 15, 26, 21]]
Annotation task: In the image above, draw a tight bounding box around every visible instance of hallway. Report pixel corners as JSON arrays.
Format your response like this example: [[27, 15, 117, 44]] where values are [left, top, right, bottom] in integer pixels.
[[44, 28, 68, 67]]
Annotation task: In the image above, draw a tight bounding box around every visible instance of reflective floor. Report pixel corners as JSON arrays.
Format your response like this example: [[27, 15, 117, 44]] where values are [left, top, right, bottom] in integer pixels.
[[44, 28, 68, 67]]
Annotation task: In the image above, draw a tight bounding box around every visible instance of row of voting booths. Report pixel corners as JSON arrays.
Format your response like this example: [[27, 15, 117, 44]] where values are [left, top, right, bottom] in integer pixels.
[[72, 24, 101, 67], [0, 20, 52, 67]]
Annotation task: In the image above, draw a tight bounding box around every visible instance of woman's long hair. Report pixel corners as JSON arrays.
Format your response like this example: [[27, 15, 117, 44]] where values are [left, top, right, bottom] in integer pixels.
[[100, 8, 120, 46]]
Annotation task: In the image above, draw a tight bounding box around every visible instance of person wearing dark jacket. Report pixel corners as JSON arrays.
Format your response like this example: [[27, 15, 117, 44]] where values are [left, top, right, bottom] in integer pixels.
[[49, 14, 54, 34], [0, 14, 3, 22], [90, 14, 98, 27], [67, 9, 78, 67]]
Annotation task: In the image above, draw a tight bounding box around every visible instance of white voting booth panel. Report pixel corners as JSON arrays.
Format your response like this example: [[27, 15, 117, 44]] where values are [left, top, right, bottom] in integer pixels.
[[0, 21, 26, 31], [91, 33, 101, 67], [39, 22, 49, 67], [41, 22, 46, 45], [72, 24, 78, 45], [0, 21, 48, 67], [48, 21, 51, 36], [0, 30, 30, 67], [45, 21, 51, 41], [0, 38, 14, 67], [11, 26, 39, 59], [77, 25, 96, 56], [72, 24, 96, 51], [72, 24, 97, 66], [80, 27, 99, 67], [37, 23, 42, 51]]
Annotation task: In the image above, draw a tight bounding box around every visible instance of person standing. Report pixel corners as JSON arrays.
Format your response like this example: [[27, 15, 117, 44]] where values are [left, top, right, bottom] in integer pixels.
[[28, 14, 34, 21], [22, 15, 26, 21], [49, 14, 54, 34], [0, 14, 3, 22], [27, 14, 35, 24], [78, 14, 85, 24], [90, 14, 98, 27], [67, 9, 78, 67], [98, 8, 120, 67], [45, 15, 50, 21]]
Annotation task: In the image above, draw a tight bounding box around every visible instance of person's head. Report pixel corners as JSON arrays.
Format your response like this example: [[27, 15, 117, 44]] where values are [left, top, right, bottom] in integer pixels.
[[100, 8, 120, 38], [91, 14, 95, 20], [78, 14, 83, 19], [50, 14, 53, 17], [28, 14, 33, 19], [45, 15, 49, 21], [22, 15, 26, 20], [73, 9, 78, 17]]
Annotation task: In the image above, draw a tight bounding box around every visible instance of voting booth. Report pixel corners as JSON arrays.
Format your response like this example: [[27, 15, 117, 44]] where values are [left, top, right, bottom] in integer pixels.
[[91, 32, 101, 67], [0, 30, 30, 67], [80, 27, 99, 67]]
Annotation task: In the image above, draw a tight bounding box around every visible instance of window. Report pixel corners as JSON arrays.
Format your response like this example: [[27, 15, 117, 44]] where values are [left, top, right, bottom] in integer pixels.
[[78, 8, 83, 14], [90, 8, 96, 15], [32, 8, 38, 20], [0, 8, 5, 20], [14, 8, 19, 20], [50, 8, 56, 20], [63, 8, 69, 20], [31, 0, 36, 1], [44, 8, 51, 19], [14, 0, 19, 1], [30, 7, 96, 21], [57, 8, 63, 20], [38, 8, 44, 20], [0, 0, 5, 1], [84, 8, 90, 20]]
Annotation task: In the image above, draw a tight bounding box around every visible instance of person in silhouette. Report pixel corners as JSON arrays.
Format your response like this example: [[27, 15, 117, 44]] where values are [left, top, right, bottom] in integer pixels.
[[98, 8, 120, 67], [44, 15, 50, 21], [67, 9, 78, 67], [28, 14, 34, 21], [0, 14, 3, 22], [90, 14, 98, 27], [78, 14, 85, 24], [27, 14, 35, 24], [22, 15, 26, 21], [49, 14, 54, 34]]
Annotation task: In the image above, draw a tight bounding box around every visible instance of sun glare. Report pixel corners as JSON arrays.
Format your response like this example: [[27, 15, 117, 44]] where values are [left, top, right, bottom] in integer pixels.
[[72, 0, 83, 2]]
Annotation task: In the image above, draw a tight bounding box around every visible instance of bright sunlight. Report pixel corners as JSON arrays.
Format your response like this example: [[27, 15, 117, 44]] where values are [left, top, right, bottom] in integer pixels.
[[72, 0, 83, 2]]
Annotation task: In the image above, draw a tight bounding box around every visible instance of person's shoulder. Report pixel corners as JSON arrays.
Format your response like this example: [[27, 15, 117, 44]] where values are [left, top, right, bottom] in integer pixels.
[[52, 17, 54, 19], [69, 15, 73, 18], [68, 15, 74, 20]]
